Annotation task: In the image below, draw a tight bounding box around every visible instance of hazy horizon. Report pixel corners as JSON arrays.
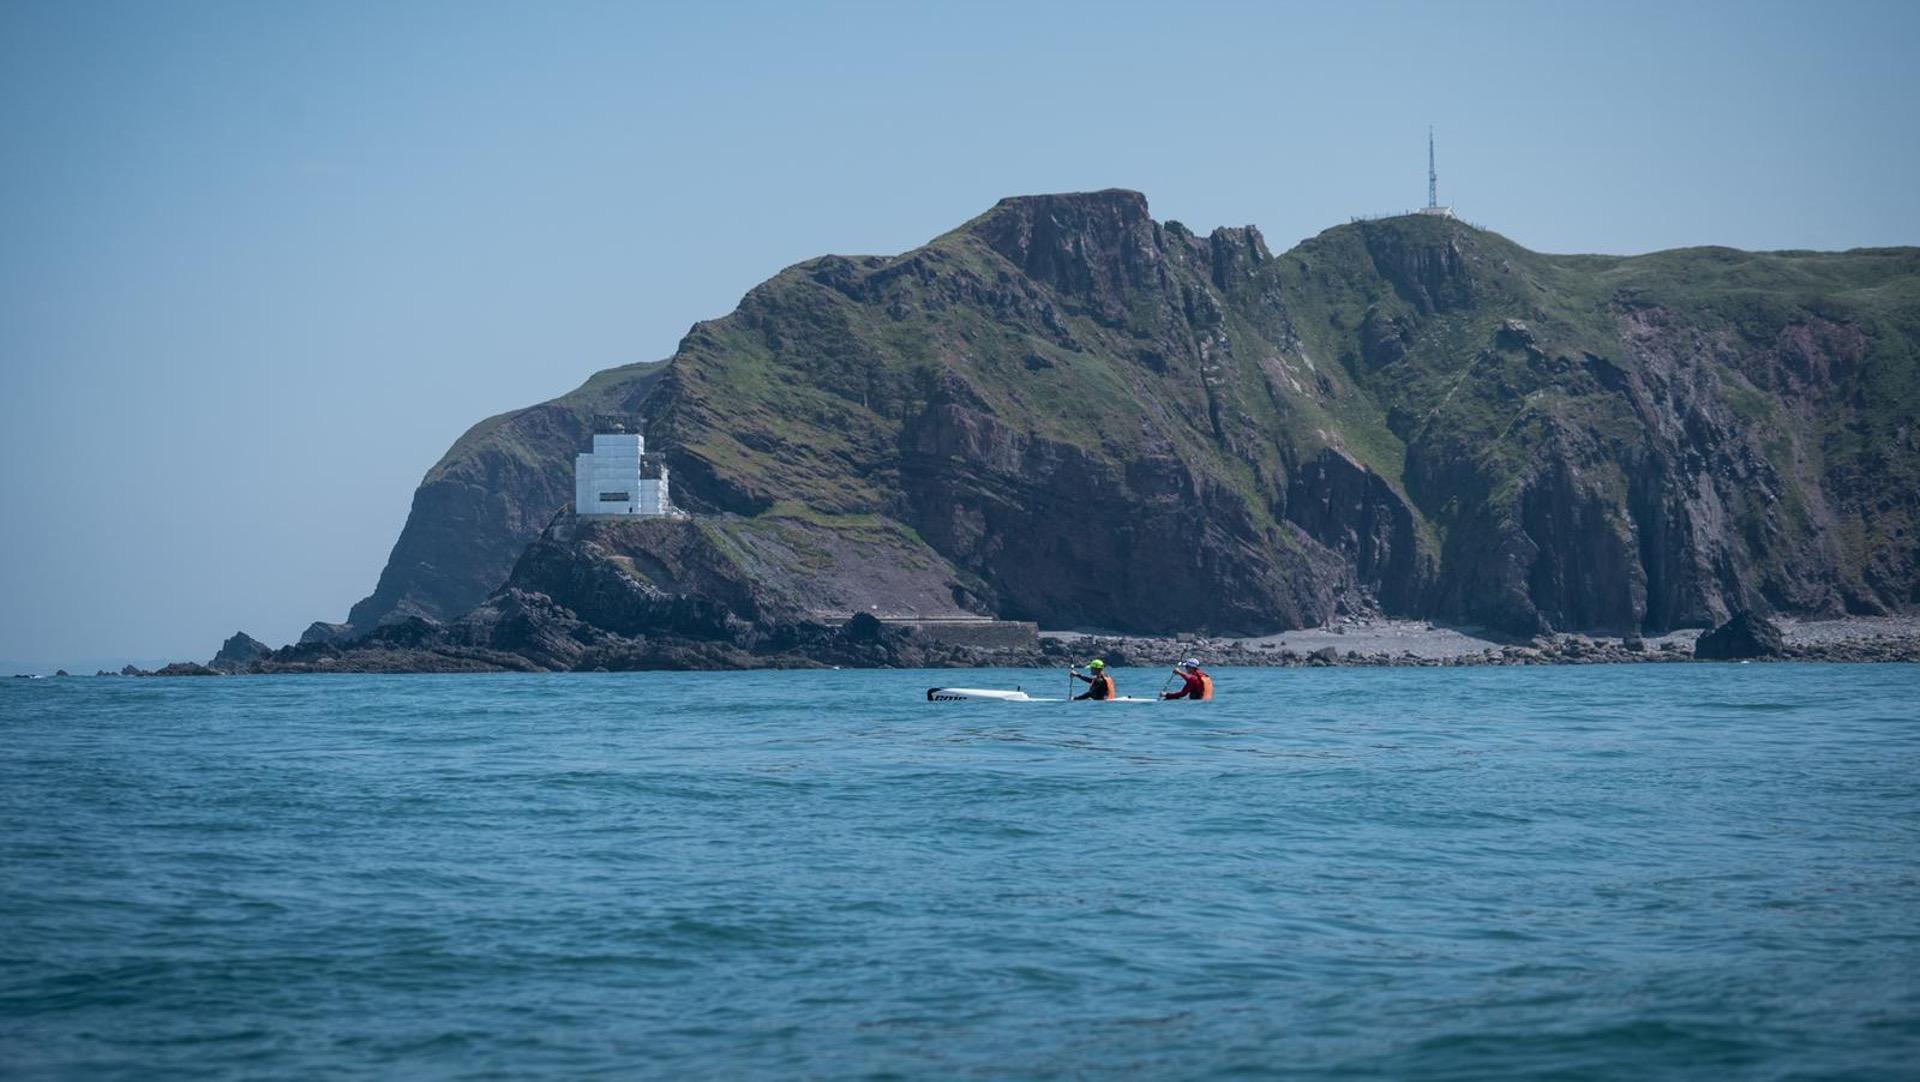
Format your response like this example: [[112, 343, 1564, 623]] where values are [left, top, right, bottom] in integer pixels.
[[4, 0, 1918, 668]]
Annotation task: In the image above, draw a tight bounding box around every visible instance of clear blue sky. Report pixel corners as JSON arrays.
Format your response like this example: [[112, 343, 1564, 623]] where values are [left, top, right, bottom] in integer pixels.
[[3, 0, 1917, 668]]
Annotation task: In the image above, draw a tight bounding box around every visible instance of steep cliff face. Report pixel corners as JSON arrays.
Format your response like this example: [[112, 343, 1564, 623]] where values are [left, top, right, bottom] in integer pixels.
[[345, 362, 669, 629], [1278, 218, 1920, 633], [336, 192, 1920, 640]]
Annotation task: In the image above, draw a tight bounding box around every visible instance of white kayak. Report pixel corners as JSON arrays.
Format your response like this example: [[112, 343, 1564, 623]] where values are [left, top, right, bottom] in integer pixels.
[[925, 687, 1158, 703]]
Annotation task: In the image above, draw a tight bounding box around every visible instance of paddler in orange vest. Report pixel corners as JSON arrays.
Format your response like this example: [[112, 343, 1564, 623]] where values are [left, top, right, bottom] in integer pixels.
[[1070, 659, 1116, 700], [1161, 658, 1214, 700]]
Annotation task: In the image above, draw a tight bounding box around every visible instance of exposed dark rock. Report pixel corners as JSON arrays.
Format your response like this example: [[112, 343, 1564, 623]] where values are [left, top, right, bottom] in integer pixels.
[[394, 515, 1047, 671], [447, 588, 600, 670], [250, 632, 546, 674], [150, 662, 221, 677], [842, 611, 885, 642], [1694, 611, 1787, 660], [209, 631, 272, 672], [1284, 448, 1431, 612], [299, 622, 354, 646], [361, 616, 445, 649]]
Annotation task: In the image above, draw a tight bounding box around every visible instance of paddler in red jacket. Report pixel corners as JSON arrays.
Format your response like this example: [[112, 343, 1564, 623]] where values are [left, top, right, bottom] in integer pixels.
[[1161, 658, 1214, 700]]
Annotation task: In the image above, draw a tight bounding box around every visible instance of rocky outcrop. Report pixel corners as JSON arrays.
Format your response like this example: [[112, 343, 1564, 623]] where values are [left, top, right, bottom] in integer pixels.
[[1694, 611, 1787, 660], [149, 662, 220, 677], [440, 510, 1024, 665], [342, 362, 674, 631], [965, 190, 1172, 328], [299, 621, 354, 646], [234, 524, 1043, 674], [321, 192, 1919, 645], [208, 631, 271, 672]]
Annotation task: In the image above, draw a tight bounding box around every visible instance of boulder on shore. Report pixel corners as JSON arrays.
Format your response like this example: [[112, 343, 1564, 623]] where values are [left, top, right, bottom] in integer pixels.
[[1694, 611, 1786, 660]]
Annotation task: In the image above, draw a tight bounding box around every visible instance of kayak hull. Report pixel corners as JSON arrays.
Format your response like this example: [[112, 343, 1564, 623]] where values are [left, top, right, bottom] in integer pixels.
[[926, 687, 1036, 702], [926, 687, 1157, 703]]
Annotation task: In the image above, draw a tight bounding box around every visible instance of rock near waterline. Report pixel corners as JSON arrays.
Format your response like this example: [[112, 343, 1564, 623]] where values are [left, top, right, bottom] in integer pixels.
[[1694, 611, 1788, 661]]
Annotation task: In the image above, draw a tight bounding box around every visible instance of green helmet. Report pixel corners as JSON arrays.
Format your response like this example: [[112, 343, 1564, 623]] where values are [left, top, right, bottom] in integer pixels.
[[1088, 659, 1106, 670]]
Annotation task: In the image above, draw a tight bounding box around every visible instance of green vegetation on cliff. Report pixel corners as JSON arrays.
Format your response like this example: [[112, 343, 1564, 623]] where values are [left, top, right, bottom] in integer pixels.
[[345, 191, 1920, 639]]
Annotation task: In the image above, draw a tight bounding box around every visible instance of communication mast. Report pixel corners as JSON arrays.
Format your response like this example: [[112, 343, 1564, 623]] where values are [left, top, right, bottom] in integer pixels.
[[1419, 126, 1455, 218], [1427, 127, 1438, 209]]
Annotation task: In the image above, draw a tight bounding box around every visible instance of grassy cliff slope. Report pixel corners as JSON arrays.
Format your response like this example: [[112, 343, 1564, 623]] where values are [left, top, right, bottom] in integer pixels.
[[341, 191, 1920, 638]]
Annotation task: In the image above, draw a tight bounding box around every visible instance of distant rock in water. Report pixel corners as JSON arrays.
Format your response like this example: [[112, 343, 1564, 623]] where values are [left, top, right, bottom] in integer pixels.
[[209, 631, 273, 672], [1694, 611, 1787, 660]]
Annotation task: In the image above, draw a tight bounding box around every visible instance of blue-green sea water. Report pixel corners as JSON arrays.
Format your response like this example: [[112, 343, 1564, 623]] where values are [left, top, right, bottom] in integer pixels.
[[3, 664, 1918, 1079]]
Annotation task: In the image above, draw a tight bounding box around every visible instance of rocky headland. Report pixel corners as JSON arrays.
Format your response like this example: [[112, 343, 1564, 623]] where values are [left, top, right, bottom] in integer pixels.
[[141, 190, 1920, 674]]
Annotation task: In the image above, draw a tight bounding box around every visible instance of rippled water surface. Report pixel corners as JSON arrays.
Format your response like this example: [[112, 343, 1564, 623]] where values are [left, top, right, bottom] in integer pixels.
[[3, 665, 1918, 1079]]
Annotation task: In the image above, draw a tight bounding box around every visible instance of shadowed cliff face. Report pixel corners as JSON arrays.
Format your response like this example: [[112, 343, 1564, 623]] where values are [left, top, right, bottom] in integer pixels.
[[344, 363, 671, 631], [336, 191, 1920, 640], [896, 386, 1347, 633]]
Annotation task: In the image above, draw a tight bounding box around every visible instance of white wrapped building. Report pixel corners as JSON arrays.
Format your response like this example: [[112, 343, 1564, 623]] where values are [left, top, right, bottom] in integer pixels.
[[574, 432, 675, 518]]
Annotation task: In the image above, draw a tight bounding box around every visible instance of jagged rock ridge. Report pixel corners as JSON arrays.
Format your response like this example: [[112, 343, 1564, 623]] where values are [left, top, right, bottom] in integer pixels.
[[333, 190, 1920, 642], [208, 632, 272, 673]]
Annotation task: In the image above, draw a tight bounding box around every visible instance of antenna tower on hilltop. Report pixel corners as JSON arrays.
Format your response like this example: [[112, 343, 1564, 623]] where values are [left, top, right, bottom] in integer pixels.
[[1419, 126, 1455, 219], [1427, 127, 1437, 208]]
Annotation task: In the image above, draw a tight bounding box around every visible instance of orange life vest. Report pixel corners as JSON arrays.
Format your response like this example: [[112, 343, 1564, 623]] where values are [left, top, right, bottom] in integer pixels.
[[1195, 672, 1214, 700], [1092, 674, 1115, 700]]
